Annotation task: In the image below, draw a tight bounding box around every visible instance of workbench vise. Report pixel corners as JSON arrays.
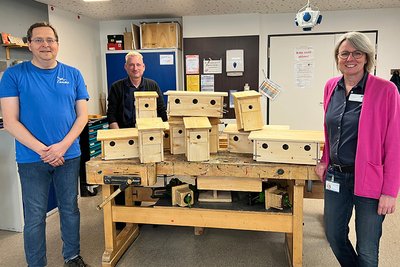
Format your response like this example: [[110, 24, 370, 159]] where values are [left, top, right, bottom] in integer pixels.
[[97, 176, 141, 210]]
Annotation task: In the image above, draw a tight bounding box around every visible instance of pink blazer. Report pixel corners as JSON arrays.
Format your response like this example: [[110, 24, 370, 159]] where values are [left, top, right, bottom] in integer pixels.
[[321, 74, 400, 199]]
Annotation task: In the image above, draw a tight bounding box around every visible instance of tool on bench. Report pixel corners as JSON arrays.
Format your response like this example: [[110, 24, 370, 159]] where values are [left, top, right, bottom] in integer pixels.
[[97, 177, 136, 210]]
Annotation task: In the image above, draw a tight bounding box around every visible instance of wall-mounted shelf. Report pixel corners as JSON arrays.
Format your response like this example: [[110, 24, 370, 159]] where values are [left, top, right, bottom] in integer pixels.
[[2, 43, 29, 60]]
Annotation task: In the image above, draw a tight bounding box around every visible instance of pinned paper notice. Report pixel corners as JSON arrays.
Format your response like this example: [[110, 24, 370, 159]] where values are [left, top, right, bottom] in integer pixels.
[[203, 59, 222, 74], [186, 75, 200, 91]]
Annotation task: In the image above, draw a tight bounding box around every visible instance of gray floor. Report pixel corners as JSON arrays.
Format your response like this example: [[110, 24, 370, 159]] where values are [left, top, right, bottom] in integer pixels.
[[1, 194, 399, 267]]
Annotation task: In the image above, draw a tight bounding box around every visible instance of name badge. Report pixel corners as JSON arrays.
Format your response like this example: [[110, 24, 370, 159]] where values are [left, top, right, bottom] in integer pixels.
[[348, 93, 363, 102], [326, 180, 340, 193]]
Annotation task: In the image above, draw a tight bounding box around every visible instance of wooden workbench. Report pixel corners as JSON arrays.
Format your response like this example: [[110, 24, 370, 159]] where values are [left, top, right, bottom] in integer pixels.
[[86, 152, 320, 267]]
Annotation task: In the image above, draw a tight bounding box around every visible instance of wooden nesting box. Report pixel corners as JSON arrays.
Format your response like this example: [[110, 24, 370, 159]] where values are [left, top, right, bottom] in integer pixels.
[[96, 128, 138, 160], [208, 118, 220, 153], [134, 91, 158, 119], [265, 186, 288, 210], [136, 117, 166, 163], [223, 124, 290, 154], [172, 184, 194, 207], [163, 122, 170, 151], [233, 90, 263, 131], [223, 124, 253, 154], [164, 91, 228, 118], [183, 117, 212, 162], [168, 116, 185, 155], [248, 129, 324, 165]]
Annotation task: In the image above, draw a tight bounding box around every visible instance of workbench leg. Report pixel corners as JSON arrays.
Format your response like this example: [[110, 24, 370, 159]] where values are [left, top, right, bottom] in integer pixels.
[[285, 180, 305, 267], [101, 185, 139, 267]]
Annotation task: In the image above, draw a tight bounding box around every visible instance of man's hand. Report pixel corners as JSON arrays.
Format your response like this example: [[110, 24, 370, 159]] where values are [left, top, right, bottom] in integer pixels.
[[378, 195, 397, 215], [40, 142, 68, 166], [315, 162, 327, 181], [109, 122, 119, 129]]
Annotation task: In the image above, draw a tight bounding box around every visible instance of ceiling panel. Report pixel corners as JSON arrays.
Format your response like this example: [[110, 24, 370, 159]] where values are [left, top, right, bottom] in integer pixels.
[[34, 0, 400, 20]]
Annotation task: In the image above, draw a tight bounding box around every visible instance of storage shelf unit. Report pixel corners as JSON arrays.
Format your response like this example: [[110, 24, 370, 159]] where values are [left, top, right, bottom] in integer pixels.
[[79, 117, 108, 194], [2, 43, 29, 60]]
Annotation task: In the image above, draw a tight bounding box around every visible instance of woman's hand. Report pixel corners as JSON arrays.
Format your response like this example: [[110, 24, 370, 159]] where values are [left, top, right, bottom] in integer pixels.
[[378, 195, 397, 215], [315, 162, 327, 181]]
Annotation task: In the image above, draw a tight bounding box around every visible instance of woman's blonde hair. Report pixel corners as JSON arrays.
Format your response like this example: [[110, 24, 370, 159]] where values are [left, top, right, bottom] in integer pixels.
[[334, 32, 375, 73]]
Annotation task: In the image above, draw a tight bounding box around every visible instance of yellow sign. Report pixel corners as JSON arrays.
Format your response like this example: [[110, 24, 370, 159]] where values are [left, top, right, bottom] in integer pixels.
[[186, 75, 200, 91]]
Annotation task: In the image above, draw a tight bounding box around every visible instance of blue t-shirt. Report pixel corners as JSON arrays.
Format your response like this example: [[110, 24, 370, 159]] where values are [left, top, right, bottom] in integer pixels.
[[0, 61, 89, 163]]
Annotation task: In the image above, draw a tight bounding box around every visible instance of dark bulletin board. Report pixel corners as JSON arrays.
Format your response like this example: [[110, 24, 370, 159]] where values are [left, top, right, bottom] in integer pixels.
[[183, 35, 259, 119]]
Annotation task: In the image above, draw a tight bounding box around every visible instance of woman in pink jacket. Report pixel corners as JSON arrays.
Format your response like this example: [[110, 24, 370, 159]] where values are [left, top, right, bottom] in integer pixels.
[[315, 32, 400, 267]]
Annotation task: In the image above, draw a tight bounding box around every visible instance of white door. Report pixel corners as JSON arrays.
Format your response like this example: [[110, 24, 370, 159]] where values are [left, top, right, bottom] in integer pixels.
[[268, 32, 377, 131]]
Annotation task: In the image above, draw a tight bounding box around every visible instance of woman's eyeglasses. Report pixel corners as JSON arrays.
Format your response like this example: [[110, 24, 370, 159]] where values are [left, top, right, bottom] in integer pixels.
[[338, 50, 365, 59]]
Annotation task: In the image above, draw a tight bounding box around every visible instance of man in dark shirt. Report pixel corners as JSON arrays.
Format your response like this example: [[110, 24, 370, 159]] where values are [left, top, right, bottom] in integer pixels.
[[107, 51, 167, 129]]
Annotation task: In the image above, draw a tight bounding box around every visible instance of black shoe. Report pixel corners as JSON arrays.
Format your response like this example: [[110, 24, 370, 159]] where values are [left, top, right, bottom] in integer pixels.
[[80, 187, 97, 197], [64, 255, 88, 267]]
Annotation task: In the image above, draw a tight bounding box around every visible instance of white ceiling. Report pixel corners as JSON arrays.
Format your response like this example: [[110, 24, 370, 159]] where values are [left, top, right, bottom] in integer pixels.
[[34, 0, 400, 20]]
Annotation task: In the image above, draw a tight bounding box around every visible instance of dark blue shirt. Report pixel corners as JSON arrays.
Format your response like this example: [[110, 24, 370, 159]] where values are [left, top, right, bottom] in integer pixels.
[[325, 72, 368, 166], [123, 78, 137, 127]]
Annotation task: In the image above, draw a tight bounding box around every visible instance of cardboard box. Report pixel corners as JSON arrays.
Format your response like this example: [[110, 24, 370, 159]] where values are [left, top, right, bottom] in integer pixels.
[[123, 32, 133, 50], [140, 22, 181, 49]]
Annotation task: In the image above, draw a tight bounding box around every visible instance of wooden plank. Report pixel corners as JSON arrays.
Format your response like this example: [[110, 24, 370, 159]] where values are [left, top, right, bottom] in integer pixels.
[[197, 176, 262, 192], [86, 153, 319, 185], [249, 128, 324, 142], [183, 116, 211, 129], [157, 157, 309, 180], [136, 117, 165, 130], [165, 91, 228, 97], [102, 223, 140, 267], [209, 123, 219, 153], [134, 91, 158, 98], [97, 128, 138, 141], [102, 185, 117, 262], [292, 180, 305, 267], [85, 159, 157, 185], [198, 190, 232, 202], [232, 90, 262, 99], [113, 206, 293, 233]]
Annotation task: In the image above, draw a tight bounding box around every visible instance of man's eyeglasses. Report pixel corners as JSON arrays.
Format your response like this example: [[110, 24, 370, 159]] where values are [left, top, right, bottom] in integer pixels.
[[30, 38, 58, 44], [338, 50, 364, 59]]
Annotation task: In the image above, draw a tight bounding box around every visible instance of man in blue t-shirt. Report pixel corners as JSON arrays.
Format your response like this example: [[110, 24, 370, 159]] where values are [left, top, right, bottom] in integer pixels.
[[0, 22, 89, 267]]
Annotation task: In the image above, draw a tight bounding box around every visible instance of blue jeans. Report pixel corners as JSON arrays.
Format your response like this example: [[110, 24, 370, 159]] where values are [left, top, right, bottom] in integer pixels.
[[18, 157, 81, 267], [324, 167, 385, 267]]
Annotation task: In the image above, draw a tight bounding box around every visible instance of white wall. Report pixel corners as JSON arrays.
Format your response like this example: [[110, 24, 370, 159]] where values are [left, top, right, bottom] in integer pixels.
[[46, 7, 400, 115], [48, 6, 102, 114], [183, 13, 260, 38], [183, 8, 400, 122], [184, 8, 400, 82]]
